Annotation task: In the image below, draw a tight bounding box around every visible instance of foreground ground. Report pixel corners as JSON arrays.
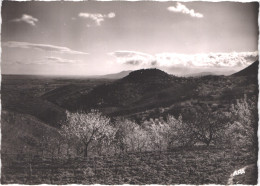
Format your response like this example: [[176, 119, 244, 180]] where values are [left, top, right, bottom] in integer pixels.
[[1, 147, 257, 185]]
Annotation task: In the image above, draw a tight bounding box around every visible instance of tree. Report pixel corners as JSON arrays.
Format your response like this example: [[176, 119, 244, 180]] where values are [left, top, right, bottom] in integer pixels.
[[166, 115, 195, 148], [227, 95, 258, 154], [60, 110, 115, 157], [145, 119, 170, 151], [187, 110, 230, 147], [113, 118, 133, 153], [114, 118, 150, 153]]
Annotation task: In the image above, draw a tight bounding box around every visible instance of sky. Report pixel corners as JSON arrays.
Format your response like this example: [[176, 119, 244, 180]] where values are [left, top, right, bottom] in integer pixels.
[[1, 1, 259, 76]]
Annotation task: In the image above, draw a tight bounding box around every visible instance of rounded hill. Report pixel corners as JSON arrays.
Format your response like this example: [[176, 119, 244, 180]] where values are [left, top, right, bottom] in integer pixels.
[[122, 68, 173, 82]]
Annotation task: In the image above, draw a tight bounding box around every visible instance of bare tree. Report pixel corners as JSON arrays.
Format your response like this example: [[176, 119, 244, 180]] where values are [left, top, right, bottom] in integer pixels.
[[187, 110, 230, 147]]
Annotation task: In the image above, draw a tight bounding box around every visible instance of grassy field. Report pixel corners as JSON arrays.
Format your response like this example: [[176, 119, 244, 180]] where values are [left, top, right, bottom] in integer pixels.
[[1, 147, 257, 185]]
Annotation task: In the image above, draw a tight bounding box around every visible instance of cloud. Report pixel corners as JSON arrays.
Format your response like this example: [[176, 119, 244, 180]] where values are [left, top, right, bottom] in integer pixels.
[[78, 12, 116, 26], [11, 14, 39, 26], [107, 12, 116, 18], [109, 50, 258, 69], [108, 51, 154, 65], [3, 41, 88, 55], [45, 57, 80, 64], [168, 3, 203, 18], [155, 52, 259, 68], [2, 59, 45, 65], [4, 57, 81, 65]]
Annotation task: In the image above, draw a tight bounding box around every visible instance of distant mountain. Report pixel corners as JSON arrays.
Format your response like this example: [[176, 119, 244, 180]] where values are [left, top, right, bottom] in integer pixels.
[[186, 70, 237, 77], [187, 72, 216, 77], [232, 60, 259, 77], [99, 70, 132, 79]]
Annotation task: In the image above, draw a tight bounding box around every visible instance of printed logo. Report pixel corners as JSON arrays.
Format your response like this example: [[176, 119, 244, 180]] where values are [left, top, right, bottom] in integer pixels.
[[232, 168, 246, 176]]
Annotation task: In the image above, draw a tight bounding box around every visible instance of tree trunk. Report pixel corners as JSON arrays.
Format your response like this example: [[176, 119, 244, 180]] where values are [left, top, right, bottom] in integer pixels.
[[57, 144, 61, 155], [84, 144, 88, 157], [206, 140, 211, 147]]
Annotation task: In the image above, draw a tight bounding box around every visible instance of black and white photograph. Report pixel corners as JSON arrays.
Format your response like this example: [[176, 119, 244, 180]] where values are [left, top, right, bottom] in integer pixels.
[[1, 1, 259, 184]]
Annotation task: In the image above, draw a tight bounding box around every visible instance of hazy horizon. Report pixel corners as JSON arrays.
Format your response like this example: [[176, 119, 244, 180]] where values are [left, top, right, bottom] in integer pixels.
[[2, 1, 259, 76], [0, 66, 243, 76]]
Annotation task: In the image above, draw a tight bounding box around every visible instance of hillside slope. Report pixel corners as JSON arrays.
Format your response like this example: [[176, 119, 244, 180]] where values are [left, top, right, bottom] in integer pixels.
[[1, 110, 61, 154], [232, 60, 258, 77]]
